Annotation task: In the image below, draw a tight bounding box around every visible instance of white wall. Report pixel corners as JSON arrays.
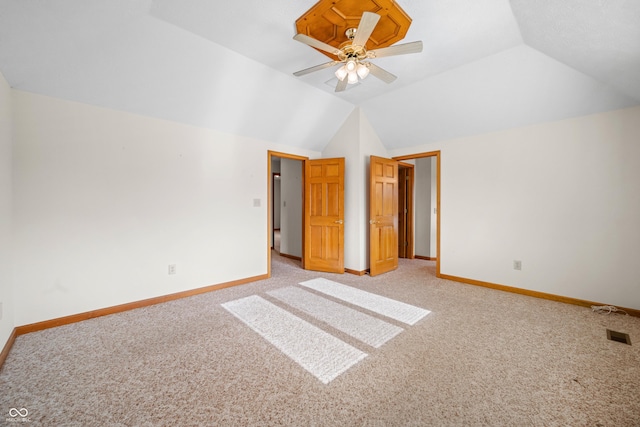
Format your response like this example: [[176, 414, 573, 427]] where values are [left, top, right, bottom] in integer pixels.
[[273, 177, 281, 230], [414, 158, 432, 257], [11, 91, 319, 326], [323, 108, 388, 272], [0, 72, 14, 347], [9, 89, 639, 336], [279, 158, 303, 258], [391, 106, 640, 310], [323, 109, 361, 271]]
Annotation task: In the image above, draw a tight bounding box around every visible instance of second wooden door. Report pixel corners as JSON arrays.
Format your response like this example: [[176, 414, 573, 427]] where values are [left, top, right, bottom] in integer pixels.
[[369, 156, 399, 276]]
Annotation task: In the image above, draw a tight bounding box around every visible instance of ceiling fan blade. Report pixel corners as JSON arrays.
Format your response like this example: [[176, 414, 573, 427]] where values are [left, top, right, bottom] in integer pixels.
[[367, 63, 397, 84], [293, 61, 339, 77], [352, 12, 381, 47], [368, 41, 424, 58], [293, 34, 341, 57], [335, 78, 348, 93]]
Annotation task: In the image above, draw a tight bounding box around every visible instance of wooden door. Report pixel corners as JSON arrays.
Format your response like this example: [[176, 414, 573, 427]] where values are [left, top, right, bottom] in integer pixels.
[[369, 156, 399, 276], [304, 158, 345, 273]]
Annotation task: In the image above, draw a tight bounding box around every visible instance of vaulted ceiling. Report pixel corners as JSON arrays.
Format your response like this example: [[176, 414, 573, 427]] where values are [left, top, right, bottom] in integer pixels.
[[1, 0, 638, 151]]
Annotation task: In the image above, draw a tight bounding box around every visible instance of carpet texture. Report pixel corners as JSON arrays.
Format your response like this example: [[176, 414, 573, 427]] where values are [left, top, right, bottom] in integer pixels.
[[222, 294, 367, 384], [1, 253, 639, 426], [267, 286, 404, 349], [299, 277, 430, 325]]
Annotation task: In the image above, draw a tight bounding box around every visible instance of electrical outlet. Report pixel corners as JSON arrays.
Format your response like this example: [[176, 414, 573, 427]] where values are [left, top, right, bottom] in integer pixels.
[[513, 260, 522, 271], [168, 264, 176, 275]]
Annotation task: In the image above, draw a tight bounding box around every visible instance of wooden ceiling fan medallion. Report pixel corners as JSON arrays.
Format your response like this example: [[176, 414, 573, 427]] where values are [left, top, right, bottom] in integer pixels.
[[295, 0, 413, 58], [292, 0, 423, 92]]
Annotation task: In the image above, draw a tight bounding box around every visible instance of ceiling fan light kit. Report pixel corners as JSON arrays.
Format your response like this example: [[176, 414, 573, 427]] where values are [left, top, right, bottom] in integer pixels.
[[356, 63, 370, 79], [335, 57, 369, 83], [335, 66, 349, 81], [292, 3, 423, 93], [347, 69, 359, 84]]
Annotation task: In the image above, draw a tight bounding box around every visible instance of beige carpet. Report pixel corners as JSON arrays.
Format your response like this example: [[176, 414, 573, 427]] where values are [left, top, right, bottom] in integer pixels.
[[1, 253, 639, 426]]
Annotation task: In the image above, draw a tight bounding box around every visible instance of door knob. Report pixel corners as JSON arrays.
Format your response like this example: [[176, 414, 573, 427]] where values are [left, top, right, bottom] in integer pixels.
[[334, 220, 344, 224]]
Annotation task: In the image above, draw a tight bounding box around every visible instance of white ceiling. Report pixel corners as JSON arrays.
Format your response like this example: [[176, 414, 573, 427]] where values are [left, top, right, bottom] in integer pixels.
[[0, 0, 638, 151]]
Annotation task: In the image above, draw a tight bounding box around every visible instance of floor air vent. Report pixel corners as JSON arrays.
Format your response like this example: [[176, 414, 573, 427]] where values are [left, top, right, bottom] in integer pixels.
[[607, 329, 631, 345]]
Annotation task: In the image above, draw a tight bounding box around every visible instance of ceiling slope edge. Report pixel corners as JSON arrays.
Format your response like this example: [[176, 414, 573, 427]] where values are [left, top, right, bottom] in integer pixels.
[[359, 45, 639, 150], [148, 9, 360, 107], [521, 44, 640, 104], [355, 40, 527, 106], [510, 0, 640, 102]]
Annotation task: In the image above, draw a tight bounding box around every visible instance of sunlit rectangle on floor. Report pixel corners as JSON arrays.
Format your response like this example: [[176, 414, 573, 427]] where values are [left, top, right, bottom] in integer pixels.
[[268, 286, 404, 348], [221, 295, 367, 384], [299, 278, 430, 325]]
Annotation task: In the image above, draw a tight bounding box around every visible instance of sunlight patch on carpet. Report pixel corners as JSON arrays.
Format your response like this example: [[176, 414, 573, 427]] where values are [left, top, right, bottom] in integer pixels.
[[267, 286, 404, 348], [221, 295, 367, 384], [299, 278, 430, 325]]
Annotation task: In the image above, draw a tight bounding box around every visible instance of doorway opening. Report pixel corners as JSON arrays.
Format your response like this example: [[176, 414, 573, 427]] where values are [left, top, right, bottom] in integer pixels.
[[368, 153, 439, 277], [268, 152, 347, 277], [398, 162, 414, 259], [268, 151, 307, 278], [393, 151, 440, 277], [272, 172, 281, 252]]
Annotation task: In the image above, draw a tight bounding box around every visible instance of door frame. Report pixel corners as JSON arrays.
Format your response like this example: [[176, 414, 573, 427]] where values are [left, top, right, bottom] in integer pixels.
[[393, 151, 441, 277], [267, 151, 309, 278]]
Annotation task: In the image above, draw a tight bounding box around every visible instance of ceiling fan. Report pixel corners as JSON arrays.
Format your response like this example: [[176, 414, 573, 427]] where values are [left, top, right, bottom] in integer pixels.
[[292, 11, 423, 92]]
